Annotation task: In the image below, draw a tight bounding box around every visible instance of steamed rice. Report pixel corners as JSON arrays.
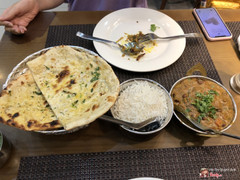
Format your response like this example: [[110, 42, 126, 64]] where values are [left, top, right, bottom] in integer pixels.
[[111, 80, 168, 123]]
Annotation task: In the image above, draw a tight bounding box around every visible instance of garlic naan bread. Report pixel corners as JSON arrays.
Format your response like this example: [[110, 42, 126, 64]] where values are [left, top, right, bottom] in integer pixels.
[[27, 46, 120, 130], [0, 70, 62, 131]]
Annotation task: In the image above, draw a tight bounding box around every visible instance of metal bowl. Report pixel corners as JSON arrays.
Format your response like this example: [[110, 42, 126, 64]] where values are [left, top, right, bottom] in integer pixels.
[[111, 78, 174, 135], [3, 46, 99, 135], [169, 75, 237, 134]]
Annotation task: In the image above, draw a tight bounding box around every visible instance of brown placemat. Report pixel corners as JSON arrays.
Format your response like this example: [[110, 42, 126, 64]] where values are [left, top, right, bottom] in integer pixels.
[[226, 21, 240, 47], [17, 144, 240, 180], [226, 22, 240, 59], [45, 21, 222, 90]]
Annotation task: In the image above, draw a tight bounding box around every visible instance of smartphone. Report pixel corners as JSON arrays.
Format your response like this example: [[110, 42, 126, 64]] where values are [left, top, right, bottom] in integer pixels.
[[193, 8, 232, 41]]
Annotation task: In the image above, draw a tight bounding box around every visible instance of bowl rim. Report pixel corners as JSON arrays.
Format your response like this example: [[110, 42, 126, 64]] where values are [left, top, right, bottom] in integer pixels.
[[111, 78, 174, 135], [169, 75, 237, 134]]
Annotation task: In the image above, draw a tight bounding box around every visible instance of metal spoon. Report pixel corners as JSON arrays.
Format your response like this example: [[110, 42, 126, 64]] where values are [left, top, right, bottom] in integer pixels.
[[98, 115, 157, 130], [76, 31, 144, 55], [174, 106, 240, 140]]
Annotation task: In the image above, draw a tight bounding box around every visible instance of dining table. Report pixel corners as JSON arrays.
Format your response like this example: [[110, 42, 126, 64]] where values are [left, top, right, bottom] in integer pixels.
[[0, 9, 240, 180]]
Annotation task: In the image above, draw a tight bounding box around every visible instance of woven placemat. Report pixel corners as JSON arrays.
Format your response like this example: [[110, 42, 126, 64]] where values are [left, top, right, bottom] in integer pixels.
[[45, 21, 221, 91], [17, 144, 240, 180], [226, 21, 240, 59], [46, 24, 96, 51], [226, 21, 240, 46]]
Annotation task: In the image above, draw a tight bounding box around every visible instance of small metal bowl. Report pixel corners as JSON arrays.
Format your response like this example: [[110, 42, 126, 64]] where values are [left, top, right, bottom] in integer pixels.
[[170, 75, 237, 134], [111, 78, 174, 135]]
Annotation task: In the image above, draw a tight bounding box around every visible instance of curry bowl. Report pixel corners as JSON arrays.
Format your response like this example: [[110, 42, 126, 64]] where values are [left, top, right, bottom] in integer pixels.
[[169, 75, 237, 134], [110, 78, 174, 135]]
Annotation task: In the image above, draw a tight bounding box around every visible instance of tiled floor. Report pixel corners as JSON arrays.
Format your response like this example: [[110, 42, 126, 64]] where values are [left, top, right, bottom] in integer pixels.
[[0, 0, 194, 39]]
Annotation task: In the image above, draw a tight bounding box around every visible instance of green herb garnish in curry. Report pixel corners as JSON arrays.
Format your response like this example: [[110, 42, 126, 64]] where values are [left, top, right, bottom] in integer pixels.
[[192, 90, 218, 123]]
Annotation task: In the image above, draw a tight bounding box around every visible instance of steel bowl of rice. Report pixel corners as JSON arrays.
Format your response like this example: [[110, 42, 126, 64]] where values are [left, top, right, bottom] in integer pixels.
[[110, 78, 174, 135]]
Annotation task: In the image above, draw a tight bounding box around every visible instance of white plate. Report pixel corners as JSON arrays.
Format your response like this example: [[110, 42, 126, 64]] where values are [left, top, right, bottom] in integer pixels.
[[93, 8, 186, 72]]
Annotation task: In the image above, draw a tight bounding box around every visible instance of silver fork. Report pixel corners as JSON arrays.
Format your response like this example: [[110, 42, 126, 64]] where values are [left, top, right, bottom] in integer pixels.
[[139, 33, 202, 43], [76, 31, 144, 55]]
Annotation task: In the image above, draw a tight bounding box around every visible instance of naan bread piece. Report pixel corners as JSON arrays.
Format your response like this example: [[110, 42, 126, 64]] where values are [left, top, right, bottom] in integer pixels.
[[0, 70, 62, 131], [27, 46, 120, 130]]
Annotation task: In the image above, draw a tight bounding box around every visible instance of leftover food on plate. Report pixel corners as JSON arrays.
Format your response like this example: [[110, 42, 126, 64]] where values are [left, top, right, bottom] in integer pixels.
[[0, 70, 62, 131], [150, 24, 160, 32], [0, 45, 120, 131], [171, 77, 235, 131], [117, 31, 157, 61]]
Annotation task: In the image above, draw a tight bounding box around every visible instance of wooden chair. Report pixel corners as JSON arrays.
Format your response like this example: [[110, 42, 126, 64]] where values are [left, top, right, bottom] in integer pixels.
[[159, 0, 168, 9], [159, 0, 202, 9]]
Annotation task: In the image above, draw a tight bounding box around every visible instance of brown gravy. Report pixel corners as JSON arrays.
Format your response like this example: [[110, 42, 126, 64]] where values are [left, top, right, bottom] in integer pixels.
[[171, 77, 235, 131]]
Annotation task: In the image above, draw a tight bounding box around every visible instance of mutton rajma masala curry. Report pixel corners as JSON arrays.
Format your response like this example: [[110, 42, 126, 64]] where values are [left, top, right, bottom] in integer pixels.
[[171, 77, 235, 131]]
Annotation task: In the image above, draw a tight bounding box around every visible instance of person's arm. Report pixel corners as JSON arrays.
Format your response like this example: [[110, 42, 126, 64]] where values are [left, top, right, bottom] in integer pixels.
[[36, 0, 65, 11], [0, 0, 64, 34]]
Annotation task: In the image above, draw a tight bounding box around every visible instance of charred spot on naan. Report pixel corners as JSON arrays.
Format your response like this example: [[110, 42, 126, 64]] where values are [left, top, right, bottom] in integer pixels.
[[85, 108, 90, 112], [27, 119, 62, 130], [7, 118, 20, 127], [12, 112, 19, 118], [100, 92, 106, 96], [0, 111, 61, 131], [92, 104, 99, 111], [92, 81, 98, 89], [50, 120, 60, 127], [70, 79, 76, 85], [51, 57, 56, 62], [56, 68, 70, 83], [0, 91, 5, 97], [107, 96, 116, 102], [67, 79, 76, 88], [1, 85, 13, 97]]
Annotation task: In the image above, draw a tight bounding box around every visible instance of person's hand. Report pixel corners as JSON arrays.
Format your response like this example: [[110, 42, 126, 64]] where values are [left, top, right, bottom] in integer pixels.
[[0, 0, 40, 34]]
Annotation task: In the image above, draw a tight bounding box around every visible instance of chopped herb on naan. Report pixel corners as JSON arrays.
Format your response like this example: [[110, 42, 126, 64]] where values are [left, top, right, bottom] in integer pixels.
[[0, 70, 62, 131], [27, 46, 119, 130]]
